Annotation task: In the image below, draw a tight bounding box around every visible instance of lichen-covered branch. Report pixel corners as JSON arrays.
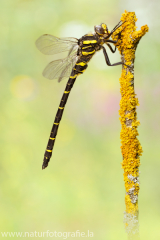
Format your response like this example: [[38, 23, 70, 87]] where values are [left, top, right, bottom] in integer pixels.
[[112, 10, 149, 239]]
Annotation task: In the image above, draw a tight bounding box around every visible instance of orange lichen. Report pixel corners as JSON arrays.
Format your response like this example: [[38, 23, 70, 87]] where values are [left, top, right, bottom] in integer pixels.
[[119, 68, 143, 215], [112, 10, 148, 217]]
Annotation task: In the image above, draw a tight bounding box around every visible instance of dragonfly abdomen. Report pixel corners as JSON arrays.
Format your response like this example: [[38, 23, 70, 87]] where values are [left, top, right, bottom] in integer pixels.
[[42, 62, 88, 169]]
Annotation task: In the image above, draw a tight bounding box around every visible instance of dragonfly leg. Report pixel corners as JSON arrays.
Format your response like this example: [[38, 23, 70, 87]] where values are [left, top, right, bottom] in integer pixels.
[[101, 46, 129, 67], [106, 43, 116, 53], [106, 39, 118, 44], [101, 46, 123, 66], [106, 25, 126, 45], [106, 27, 125, 45], [107, 21, 126, 38], [113, 26, 126, 44]]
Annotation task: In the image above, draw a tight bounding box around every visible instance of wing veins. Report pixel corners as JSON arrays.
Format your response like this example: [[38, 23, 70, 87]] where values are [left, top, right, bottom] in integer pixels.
[[43, 54, 77, 80], [35, 34, 78, 55]]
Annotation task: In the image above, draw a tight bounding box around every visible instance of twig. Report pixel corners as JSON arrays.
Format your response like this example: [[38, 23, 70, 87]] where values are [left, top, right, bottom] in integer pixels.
[[112, 10, 149, 239]]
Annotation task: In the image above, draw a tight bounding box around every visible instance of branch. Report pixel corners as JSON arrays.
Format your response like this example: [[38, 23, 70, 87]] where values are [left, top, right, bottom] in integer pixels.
[[112, 10, 149, 239]]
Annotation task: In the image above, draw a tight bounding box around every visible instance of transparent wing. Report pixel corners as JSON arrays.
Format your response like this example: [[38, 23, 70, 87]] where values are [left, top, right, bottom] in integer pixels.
[[43, 53, 77, 81], [35, 34, 78, 55]]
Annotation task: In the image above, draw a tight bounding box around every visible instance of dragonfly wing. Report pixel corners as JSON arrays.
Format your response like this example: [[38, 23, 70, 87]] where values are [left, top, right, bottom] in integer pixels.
[[43, 55, 77, 80], [35, 34, 78, 55], [58, 56, 77, 82]]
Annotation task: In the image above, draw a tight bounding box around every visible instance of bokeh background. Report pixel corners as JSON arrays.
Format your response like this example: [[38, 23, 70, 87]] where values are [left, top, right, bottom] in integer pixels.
[[0, 0, 159, 239]]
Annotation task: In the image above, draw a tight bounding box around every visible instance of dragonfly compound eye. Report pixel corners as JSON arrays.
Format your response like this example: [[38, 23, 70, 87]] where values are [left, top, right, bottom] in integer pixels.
[[94, 23, 108, 35]]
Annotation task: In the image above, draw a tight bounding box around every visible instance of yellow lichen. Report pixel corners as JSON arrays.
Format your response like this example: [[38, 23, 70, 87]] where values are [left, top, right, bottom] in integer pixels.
[[112, 10, 148, 216]]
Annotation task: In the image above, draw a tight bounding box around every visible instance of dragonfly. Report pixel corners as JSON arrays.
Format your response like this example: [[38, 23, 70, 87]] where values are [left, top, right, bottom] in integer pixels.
[[36, 21, 127, 170]]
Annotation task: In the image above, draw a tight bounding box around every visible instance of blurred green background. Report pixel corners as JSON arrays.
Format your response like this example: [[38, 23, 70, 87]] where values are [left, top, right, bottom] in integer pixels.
[[0, 0, 159, 239]]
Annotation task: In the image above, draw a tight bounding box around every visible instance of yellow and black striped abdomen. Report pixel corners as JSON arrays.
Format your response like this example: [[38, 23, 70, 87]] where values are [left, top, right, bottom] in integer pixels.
[[42, 68, 79, 169], [73, 58, 88, 74]]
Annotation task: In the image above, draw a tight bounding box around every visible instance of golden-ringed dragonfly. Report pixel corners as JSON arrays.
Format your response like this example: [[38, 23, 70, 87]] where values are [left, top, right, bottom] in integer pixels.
[[36, 21, 127, 169]]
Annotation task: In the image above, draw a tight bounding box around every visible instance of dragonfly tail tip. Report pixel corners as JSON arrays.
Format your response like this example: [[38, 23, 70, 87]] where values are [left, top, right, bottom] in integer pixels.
[[42, 160, 49, 170]]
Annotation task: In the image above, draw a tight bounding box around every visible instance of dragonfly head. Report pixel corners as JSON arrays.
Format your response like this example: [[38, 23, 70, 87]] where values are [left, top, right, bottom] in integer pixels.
[[94, 23, 108, 36]]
